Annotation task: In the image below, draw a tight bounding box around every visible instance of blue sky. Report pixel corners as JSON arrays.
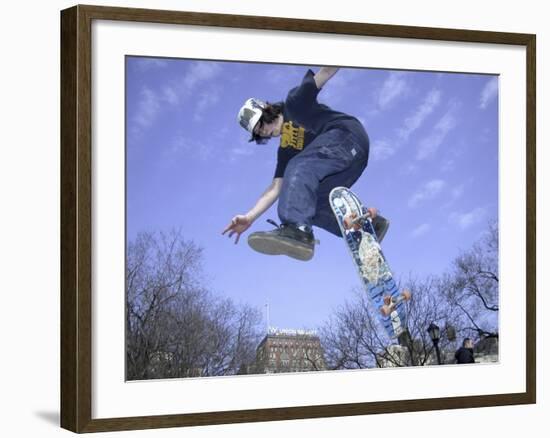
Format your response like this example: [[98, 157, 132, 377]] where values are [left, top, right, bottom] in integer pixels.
[[126, 57, 498, 332]]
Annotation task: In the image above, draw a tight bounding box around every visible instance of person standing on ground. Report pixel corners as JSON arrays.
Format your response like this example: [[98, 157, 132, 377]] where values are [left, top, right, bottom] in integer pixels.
[[455, 338, 476, 364]]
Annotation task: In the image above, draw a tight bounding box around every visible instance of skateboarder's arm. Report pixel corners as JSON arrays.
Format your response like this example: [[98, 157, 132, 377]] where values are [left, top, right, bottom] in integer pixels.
[[314, 67, 339, 90], [245, 178, 283, 222], [222, 179, 283, 244]]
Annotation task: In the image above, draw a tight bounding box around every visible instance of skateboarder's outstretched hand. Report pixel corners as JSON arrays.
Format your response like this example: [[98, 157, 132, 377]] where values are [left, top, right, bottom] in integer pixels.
[[222, 214, 253, 244]]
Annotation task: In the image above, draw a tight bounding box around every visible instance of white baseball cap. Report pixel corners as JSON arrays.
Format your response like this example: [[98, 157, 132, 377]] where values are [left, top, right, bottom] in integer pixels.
[[237, 98, 266, 141]]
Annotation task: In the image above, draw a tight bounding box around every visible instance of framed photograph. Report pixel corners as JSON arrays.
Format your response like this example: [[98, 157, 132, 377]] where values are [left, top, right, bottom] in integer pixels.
[[60, 4, 536, 433]]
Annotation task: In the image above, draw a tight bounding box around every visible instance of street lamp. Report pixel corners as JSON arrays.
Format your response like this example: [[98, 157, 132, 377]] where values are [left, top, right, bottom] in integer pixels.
[[427, 322, 442, 365]]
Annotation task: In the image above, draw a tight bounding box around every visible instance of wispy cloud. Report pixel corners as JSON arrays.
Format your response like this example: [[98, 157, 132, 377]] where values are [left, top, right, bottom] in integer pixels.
[[479, 77, 498, 109], [265, 65, 304, 86], [182, 62, 223, 91], [368, 87, 443, 165], [132, 87, 161, 130], [163, 61, 224, 107], [129, 61, 224, 139], [132, 57, 169, 72], [398, 89, 442, 141], [441, 183, 467, 209], [320, 69, 359, 106], [229, 129, 258, 162], [449, 207, 486, 229], [197, 143, 215, 161], [165, 135, 215, 162], [377, 72, 409, 110], [370, 139, 396, 162], [161, 86, 179, 105], [129, 86, 168, 143], [451, 184, 465, 200], [400, 163, 419, 175], [408, 179, 446, 208], [441, 158, 456, 172], [416, 106, 458, 160], [229, 145, 255, 162], [169, 135, 191, 155], [411, 223, 431, 238], [194, 87, 221, 122]]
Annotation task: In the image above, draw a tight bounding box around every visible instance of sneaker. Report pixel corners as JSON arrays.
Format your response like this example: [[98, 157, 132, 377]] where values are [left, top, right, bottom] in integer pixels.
[[248, 220, 315, 261], [372, 214, 390, 243]]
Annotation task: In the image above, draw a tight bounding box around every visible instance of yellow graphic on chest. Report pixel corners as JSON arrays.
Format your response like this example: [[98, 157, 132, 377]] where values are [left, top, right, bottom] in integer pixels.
[[280, 121, 305, 150]]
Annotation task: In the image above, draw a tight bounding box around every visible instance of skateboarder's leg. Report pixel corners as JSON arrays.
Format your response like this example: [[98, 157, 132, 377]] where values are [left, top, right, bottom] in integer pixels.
[[248, 129, 368, 261], [278, 128, 368, 230], [311, 155, 369, 237]]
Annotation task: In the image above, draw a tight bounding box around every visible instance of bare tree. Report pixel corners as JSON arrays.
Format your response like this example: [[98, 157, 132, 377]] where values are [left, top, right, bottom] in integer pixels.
[[126, 230, 263, 380], [403, 276, 461, 365], [320, 220, 499, 369], [320, 276, 459, 369], [440, 220, 499, 341], [320, 289, 385, 369]]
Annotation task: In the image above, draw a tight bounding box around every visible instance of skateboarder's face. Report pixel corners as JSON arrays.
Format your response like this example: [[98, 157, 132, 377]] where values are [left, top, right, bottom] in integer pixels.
[[254, 114, 283, 139]]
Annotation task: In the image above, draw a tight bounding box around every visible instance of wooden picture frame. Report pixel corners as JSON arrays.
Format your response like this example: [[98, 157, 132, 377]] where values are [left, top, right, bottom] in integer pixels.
[[61, 4, 536, 433]]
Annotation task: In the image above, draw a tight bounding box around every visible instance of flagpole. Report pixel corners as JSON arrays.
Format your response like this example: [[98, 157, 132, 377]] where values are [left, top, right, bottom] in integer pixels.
[[265, 300, 270, 334]]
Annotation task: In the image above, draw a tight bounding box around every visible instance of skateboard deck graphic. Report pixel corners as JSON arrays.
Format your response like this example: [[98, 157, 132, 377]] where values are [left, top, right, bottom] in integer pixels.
[[329, 187, 410, 340]]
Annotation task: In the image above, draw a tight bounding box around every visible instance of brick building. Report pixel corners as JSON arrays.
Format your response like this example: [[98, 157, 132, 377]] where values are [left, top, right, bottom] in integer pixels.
[[253, 329, 327, 374]]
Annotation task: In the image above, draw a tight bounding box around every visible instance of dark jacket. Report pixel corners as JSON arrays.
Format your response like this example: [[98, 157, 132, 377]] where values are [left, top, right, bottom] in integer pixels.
[[455, 347, 475, 364]]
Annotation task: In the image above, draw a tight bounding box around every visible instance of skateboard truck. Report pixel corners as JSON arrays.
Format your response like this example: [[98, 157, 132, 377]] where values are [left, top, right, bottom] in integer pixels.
[[350, 212, 372, 226], [343, 208, 390, 243], [380, 289, 412, 317], [343, 208, 376, 231]]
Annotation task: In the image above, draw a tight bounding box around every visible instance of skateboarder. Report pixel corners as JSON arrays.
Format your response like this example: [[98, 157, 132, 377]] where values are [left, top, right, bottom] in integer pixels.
[[223, 67, 386, 261]]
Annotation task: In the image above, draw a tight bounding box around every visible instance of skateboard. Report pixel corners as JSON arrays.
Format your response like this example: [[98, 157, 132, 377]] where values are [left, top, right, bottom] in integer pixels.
[[329, 186, 411, 340]]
